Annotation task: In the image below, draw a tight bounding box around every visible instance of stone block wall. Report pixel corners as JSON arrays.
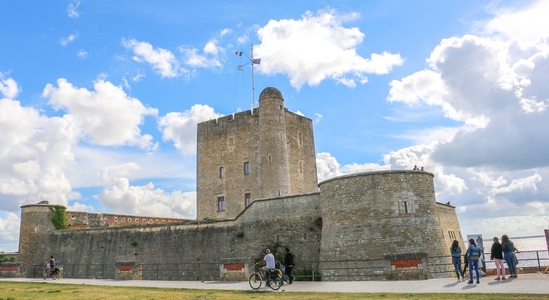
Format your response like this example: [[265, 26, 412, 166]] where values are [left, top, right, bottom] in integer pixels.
[[40, 192, 321, 281], [318, 170, 453, 280], [16, 170, 461, 281]]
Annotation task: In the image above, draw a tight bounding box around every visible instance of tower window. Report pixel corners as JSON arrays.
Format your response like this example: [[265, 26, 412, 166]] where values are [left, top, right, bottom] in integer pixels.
[[244, 162, 250, 175], [217, 196, 225, 212], [219, 166, 224, 178], [268, 155, 272, 162], [245, 193, 251, 207], [404, 201, 408, 214]]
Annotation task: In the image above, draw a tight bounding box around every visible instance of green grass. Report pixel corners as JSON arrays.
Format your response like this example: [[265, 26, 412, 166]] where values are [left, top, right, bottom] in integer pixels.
[[0, 281, 547, 300]]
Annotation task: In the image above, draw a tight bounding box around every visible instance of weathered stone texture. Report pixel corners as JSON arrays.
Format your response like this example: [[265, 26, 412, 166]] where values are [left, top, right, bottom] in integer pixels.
[[318, 171, 454, 280], [196, 87, 318, 220]]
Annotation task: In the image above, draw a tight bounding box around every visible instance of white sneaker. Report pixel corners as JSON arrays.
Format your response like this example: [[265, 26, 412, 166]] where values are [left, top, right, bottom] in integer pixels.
[[457, 278, 461, 282]]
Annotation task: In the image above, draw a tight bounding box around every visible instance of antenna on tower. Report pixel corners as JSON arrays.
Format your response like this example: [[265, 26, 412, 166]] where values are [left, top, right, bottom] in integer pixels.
[[236, 43, 262, 109], [251, 43, 256, 109]]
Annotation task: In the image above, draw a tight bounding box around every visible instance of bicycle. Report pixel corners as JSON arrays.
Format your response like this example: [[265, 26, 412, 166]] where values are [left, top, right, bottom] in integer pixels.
[[249, 263, 283, 290], [42, 266, 60, 280]]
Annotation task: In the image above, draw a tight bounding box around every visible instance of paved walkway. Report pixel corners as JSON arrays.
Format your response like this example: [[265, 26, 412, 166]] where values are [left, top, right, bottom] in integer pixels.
[[2, 273, 548, 294]]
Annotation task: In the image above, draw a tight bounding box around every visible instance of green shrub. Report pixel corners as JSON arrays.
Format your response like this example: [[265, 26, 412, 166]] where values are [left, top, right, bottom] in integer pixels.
[[50, 205, 68, 230]]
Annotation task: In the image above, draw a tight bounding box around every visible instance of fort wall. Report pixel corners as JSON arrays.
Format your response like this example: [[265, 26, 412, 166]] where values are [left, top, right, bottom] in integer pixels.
[[318, 171, 455, 280], [40, 192, 321, 280]]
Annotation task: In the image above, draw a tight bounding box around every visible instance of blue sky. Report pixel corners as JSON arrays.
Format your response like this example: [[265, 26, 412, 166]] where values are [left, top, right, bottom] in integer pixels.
[[1, 0, 549, 252]]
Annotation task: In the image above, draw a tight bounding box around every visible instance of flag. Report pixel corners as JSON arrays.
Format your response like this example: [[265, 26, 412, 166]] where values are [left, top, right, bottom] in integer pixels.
[[252, 58, 261, 64], [235, 51, 243, 56], [237, 65, 244, 70]]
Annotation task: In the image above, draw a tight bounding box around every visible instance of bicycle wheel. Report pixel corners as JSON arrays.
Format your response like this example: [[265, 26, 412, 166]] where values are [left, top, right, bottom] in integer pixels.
[[42, 270, 47, 280], [268, 277, 282, 290], [51, 271, 58, 280], [248, 273, 262, 290]]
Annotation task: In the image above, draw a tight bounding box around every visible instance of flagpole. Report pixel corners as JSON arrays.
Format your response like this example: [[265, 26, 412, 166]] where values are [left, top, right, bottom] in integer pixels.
[[251, 43, 256, 109]]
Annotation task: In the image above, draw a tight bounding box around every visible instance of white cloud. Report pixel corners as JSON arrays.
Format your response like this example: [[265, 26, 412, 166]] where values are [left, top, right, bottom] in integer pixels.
[[0, 74, 20, 99], [482, 1, 549, 46], [67, 1, 80, 18], [0, 97, 80, 212], [389, 27, 549, 170], [77, 50, 88, 58], [97, 164, 196, 218], [122, 38, 182, 78], [60, 33, 78, 46], [254, 9, 403, 89], [158, 104, 222, 155], [316, 152, 343, 182], [43, 78, 158, 149], [0, 212, 20, 252]]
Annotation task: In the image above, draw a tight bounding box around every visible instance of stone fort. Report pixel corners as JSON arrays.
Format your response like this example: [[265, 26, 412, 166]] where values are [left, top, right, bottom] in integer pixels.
[[4, 87, 464, 281]]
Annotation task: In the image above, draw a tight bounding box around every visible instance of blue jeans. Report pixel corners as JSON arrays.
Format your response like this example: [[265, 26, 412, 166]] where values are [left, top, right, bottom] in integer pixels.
[[452, 257, 464, 279], [504, 252, 516, 275], [469, 259, 480, 282]]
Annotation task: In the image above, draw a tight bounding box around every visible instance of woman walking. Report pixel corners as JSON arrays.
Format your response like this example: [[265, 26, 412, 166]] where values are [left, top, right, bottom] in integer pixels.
[[490, 237, 505, 280], [502, 234, 518, 278], [450, 240, 465, 282], [467, 239, 481, 284]]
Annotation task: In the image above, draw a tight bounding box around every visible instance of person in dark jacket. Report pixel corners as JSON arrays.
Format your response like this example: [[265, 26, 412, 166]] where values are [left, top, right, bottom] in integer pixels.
[[467, 239, 481, 284], [450, 240, 465, 282], [284, 247, 295, 284], [490, 237, 505, 280]]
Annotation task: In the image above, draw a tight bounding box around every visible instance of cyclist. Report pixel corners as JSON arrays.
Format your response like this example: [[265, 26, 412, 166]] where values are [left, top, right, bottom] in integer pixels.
[[48, 255, 56, 277], [260, 249, 275, 278]]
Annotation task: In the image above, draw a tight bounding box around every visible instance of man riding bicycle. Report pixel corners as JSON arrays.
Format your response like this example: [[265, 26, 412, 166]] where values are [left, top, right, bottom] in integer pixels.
[[260, 249, 275, 277], [47, 255, 56, 277]]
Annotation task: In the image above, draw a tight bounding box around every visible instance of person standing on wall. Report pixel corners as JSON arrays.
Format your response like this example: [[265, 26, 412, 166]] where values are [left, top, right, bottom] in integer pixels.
[[450, 240, 465, 282], [467, 239, 481, 284], [284, 247, 295, 284], [490, 237, 505, 280]]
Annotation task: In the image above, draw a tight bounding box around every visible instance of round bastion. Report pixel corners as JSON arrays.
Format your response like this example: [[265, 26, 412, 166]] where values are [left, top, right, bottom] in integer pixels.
[[318, 170, 448, 278]]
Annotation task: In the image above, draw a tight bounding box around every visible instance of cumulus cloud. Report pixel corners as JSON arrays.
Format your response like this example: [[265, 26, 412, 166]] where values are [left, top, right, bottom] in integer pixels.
[[0, 212, 20, 252], [254, 9, 403, 89], [0, 96, 80, 212], [388, 12, 549, 171], [43, 78, 158, 149], [316, 152, 390, 182], [97, 163, 196, 218], [0, 74, 20, 99], [122, 38, 182, 78], [380, 0, 549, 238], [158, 104, 223, 155]]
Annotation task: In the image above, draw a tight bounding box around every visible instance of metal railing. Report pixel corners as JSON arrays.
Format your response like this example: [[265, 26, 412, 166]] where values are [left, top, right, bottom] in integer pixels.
[[31, 250, 548, 281]]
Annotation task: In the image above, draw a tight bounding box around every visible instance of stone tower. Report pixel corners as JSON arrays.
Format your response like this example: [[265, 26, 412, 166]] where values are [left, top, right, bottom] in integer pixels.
[[18, 202, 59, 277], [196, 87, 318, 220]]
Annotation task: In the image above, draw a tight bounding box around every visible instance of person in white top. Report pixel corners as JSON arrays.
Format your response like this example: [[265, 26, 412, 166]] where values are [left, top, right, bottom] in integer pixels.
[[261, 249, 276, 276]]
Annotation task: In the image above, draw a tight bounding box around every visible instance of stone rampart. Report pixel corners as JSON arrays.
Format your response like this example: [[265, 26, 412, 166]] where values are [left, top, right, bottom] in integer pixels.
[[15, 171, 461, 281], [41, 192, 321, 280], [318, 170, 453, 280]]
